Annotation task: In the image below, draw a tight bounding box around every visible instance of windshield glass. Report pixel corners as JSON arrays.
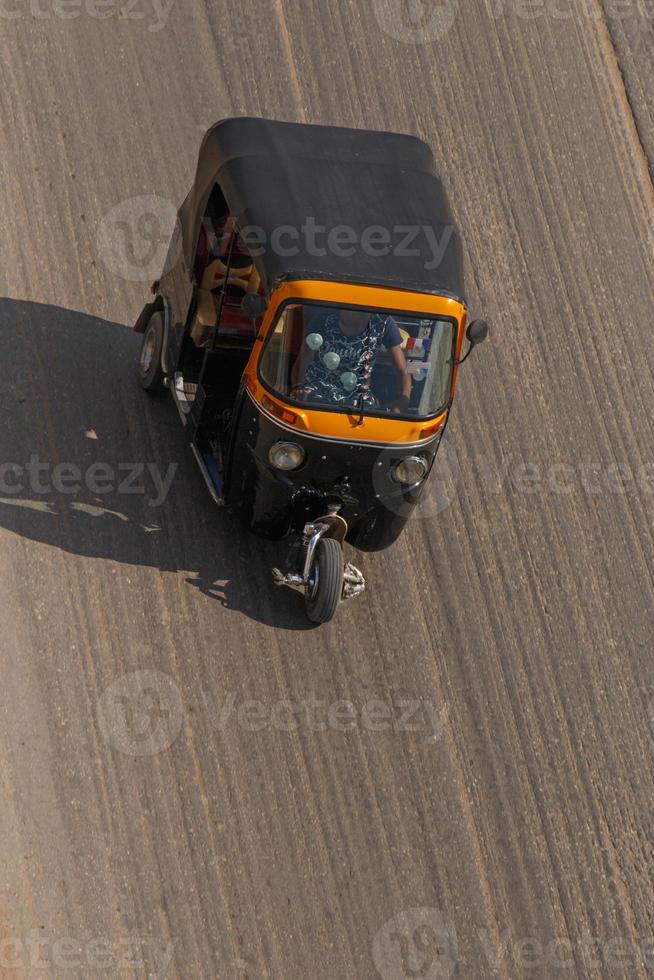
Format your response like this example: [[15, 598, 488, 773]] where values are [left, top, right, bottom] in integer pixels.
[[259, 302, 457, 418]]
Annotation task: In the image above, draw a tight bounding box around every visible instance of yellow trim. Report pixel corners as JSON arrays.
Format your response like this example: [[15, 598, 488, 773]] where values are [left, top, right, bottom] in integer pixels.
[[244, 280, 466, 444], [249, 389, 445, 449]]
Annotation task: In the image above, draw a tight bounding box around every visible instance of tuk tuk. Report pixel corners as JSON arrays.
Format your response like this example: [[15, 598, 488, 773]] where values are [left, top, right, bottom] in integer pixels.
[[134, 117, 489, 623]]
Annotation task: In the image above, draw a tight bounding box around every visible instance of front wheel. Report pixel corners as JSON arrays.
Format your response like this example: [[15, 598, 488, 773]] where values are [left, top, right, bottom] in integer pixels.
[[305, 538, 344, 624], [138, 311, 165, 393]]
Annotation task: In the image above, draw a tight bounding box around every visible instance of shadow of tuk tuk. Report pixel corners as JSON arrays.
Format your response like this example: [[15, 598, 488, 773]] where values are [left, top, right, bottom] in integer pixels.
[[0, 298, 314, 630]]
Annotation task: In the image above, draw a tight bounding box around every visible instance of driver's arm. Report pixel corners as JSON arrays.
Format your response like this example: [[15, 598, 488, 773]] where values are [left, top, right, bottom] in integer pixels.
[[389, 343, 412, 410]]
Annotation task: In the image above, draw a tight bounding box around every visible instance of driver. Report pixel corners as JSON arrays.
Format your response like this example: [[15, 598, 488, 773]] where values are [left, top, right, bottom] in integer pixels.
[[291, 309, 412, 412]]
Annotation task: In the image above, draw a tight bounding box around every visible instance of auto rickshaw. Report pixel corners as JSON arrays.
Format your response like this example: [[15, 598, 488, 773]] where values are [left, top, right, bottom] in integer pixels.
[[134, 117, 489, 622]]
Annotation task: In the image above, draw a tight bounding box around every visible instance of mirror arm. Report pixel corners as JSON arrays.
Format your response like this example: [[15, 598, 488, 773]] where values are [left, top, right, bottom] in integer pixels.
[[452, 342, 476, 366]]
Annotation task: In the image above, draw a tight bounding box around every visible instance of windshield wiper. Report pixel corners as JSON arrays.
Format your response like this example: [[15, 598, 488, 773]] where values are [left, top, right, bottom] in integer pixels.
[[356, 391, 366, 425]]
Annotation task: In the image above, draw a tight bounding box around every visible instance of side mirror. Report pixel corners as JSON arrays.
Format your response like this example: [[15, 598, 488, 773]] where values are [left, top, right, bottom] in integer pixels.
[[241, 293, 268, 320], [452, 319, 491, 366], [467, 319, 490, 345]]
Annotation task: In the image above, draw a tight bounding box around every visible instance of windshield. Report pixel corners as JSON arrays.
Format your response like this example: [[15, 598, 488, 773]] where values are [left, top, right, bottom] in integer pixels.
[[259, 302, 457, 418]]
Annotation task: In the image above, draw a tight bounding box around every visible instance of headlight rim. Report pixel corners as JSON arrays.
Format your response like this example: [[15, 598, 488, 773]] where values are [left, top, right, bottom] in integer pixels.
[[268, 440, 307, 472], [390, 454, 429, 486]]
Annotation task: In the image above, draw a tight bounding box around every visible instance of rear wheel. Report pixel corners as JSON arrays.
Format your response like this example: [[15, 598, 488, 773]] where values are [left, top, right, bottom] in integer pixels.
[[138, 311, 165, 393], [305, 538, 344, 624]]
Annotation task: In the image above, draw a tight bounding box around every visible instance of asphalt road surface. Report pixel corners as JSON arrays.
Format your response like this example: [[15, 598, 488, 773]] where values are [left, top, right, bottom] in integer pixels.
[[1, 1, 653, 978]]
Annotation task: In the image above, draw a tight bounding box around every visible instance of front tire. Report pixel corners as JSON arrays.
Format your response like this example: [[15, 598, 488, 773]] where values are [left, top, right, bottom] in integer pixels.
[[138, 311, 165, 393], [305, 538, 344, 624]]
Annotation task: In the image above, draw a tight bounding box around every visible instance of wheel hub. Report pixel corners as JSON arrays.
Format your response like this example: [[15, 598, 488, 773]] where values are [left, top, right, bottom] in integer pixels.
[[140, 325, 156, 373]]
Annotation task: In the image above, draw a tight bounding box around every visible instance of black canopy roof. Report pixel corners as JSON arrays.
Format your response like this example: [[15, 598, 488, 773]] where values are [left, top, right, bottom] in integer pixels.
[[177, 117, 464, 301]]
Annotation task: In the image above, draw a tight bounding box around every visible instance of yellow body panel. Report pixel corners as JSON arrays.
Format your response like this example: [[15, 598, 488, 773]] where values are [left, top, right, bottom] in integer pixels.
[[244, 280, 467, 445]]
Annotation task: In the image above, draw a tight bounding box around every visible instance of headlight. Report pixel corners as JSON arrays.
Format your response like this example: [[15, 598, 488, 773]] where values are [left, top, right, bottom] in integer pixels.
[[391, 455, 429, 485], [268, 441, 306, 471]]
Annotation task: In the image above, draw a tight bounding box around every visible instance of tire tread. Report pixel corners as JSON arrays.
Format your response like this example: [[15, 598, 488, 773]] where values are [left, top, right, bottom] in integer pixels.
[[305, 538, 344, 624]]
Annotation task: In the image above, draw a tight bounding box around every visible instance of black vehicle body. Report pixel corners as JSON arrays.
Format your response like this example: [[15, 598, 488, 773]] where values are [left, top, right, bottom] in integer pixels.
[[134, 117, 487, 620]]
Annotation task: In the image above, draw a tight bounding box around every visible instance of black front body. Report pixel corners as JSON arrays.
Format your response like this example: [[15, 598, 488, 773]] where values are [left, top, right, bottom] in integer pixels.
[[223, 388, 442, 552]]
